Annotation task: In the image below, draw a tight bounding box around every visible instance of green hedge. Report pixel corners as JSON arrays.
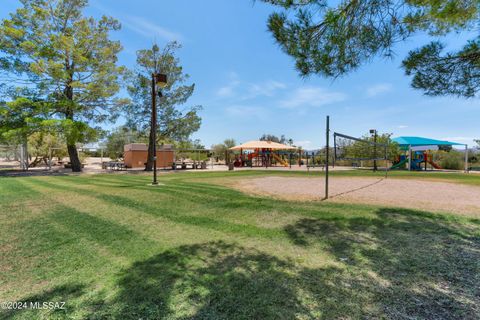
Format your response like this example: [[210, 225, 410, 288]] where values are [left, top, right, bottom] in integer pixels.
[[439, 152, 463, 170]]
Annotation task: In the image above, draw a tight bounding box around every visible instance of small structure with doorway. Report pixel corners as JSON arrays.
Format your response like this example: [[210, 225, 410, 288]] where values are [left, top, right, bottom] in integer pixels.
[[123, 143, 174, 169]]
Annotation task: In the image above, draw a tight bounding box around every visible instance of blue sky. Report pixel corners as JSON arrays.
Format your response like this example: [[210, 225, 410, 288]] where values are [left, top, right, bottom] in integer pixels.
[[2, 0, 478, 149]]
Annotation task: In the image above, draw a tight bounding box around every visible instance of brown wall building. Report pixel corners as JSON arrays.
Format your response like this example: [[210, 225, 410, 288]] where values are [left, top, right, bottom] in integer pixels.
[[124, 143, 174, 168]]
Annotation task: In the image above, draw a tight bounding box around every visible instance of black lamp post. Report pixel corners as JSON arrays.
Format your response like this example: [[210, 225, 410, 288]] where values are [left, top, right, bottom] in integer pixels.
[[151, 73, 167, 185], [370, 129, 378, 171]]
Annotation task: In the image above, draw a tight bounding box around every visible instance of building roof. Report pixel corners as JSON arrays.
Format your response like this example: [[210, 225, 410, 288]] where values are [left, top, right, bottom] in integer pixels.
[[392, 136, 464, 147], [124, 143, 174, 151], [229, 140, 297, 150], [124, 143, 148, 151]]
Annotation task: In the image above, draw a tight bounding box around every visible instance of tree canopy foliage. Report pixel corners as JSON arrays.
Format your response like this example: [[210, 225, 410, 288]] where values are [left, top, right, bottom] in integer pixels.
[[104, 126, 145, 160], [125, 42, 202, 170], [0, 95, 48, 144], [259, 134, 293, 145], [261, 0, 479, 97], [336, 132, 399, 161], [0, 0, 127, 171], [211, 139, 237, 161]]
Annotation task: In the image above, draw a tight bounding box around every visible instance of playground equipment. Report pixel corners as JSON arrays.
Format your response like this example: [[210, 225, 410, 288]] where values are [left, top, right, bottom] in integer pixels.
[[229, 140, 298, 168], [272, 153, 289, 167], [391, 151, 441, 171], [390, 136, 468, 171]]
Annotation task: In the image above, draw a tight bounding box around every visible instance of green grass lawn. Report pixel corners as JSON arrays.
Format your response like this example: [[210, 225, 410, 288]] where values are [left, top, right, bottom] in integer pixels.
[[0, 171, 479, 319]]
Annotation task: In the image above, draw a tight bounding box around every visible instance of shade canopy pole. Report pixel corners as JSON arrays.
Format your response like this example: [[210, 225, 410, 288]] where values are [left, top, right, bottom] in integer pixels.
[[408, 145, 412, 171]]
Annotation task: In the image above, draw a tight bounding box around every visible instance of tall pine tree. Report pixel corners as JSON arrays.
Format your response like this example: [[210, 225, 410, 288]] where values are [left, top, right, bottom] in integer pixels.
[[0, 0, 127, 171], [126, 42, 202, 171]]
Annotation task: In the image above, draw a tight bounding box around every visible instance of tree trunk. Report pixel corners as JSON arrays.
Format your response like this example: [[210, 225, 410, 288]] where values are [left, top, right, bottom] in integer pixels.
[[67, 144, 82, 172], [21, 139, 29, 171], [64, 77, 82, 172], [145, 125, 154, 171]]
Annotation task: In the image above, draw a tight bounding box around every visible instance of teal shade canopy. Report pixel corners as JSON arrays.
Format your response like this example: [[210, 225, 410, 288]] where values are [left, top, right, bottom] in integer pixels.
[[392, 136, 464, 147]]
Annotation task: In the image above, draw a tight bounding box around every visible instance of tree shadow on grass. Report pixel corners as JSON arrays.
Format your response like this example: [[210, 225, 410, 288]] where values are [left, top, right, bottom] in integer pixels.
[[91, 241, 307, 319], [284, 207, 480, 319], [89, 240, 383, 319]]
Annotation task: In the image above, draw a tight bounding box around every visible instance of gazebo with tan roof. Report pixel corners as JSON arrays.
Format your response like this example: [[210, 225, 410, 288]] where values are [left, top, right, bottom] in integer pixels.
[[229, 140, 297, 151], [229, 140, 298, 168]]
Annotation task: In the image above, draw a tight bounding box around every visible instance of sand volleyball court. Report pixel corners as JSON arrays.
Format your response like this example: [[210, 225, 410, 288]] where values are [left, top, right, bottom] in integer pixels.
[[233, 176, 480, 217]]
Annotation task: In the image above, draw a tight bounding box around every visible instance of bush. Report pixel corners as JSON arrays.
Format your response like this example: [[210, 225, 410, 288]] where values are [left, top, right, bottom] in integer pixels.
[[469, 152, 478, 164], [439, 151, 463, 170], [78, 152, 88, 164]]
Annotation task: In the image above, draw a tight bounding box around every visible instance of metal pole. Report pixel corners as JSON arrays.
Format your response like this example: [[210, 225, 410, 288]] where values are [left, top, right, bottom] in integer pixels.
[[465, 144, 468, 173], [174, 149, 177, 171], [152, 73, 158, 185], [373, 130, 378, 171], [408, 145, 412, 171], [325, 115, 330, 200]]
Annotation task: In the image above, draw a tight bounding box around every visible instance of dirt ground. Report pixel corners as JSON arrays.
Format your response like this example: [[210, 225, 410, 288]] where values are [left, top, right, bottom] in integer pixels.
[[234, 176, 480, 218], [0, 157, 113, 176]]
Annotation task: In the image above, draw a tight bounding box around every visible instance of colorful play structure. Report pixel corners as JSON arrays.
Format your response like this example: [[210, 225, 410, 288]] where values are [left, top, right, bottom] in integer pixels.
[[229, 140, 298, 168], [391, 151, 441, 171], [390, 136, 468, 171]]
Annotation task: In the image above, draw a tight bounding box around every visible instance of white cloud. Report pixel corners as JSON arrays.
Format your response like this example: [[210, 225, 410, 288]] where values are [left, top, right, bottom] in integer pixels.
[[216, 76, 286, 100], [247, 80, 286, 98], [216, 86, 235, 97], [279, 86, 346, 109], [225, 105, 267, 119], [366, 83, 393, 97], [90, 3, 183, 41], [397, 125, 408, 129], [122, 16, 183, 41], [216, 72, 240, 97]]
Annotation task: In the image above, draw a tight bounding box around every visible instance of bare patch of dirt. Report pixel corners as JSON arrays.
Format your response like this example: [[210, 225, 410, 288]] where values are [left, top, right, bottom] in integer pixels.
[[232, 176, 480, 218]]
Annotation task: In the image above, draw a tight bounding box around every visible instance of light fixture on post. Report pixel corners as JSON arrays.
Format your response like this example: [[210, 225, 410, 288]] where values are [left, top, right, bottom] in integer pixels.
[[151, 72, 167, 185]]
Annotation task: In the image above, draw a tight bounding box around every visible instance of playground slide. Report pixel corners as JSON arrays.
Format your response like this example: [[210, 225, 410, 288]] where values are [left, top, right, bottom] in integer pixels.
[[390, 158, 408, 170], [272, 153, 289, 167], [427, 160, 441, 169]]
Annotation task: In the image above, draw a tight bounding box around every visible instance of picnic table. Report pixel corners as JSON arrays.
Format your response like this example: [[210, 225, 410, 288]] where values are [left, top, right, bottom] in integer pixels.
[[171, 161, 207, 170]]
